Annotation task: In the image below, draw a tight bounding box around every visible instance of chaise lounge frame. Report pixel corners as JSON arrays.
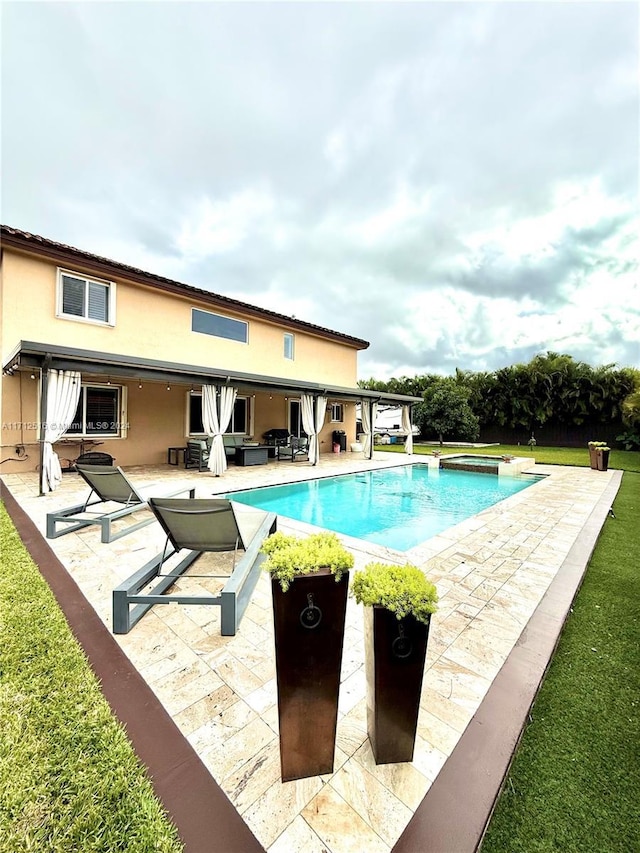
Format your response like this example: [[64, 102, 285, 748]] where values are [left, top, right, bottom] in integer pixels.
[[46, 464, 196, 544], [112, 498, 277, 636]]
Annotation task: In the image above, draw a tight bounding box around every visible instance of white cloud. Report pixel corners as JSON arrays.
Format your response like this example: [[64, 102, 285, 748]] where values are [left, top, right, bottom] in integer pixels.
[[2, 0, 638, 379], [175, 187, 277, 259]]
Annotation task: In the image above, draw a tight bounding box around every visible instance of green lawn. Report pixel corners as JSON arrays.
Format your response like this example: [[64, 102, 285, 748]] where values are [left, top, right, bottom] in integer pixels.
[[480, 470, 640, 852], [0, 503, 184, 853], [378, 443, 640, 849], [377, 441, 640, 473]]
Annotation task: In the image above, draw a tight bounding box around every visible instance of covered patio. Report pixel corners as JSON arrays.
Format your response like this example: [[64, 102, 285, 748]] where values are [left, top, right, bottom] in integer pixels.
[[2, 340, 420, 494], [0, 451, 620, 852]]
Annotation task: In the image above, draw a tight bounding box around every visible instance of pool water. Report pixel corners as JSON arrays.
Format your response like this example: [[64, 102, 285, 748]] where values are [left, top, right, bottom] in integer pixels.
[[227, 464, 541, 552]]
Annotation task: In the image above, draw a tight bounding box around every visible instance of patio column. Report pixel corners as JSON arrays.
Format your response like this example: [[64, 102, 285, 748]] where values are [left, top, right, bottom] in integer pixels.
[[38, 365, 48, 496]]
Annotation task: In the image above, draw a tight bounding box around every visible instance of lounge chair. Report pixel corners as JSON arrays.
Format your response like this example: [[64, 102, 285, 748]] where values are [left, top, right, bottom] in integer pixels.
[[278, 436, 309, 462], [46, 464, 196, 544], [112, 498, 277, 636]]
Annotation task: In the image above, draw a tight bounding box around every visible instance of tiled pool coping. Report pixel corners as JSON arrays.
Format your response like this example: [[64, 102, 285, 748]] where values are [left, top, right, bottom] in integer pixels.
[[1, 456, 622, 852]]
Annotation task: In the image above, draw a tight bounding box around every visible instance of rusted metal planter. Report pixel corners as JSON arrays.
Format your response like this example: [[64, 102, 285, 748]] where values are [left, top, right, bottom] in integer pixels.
[[365, 605, 431, 765], [596, 449, 610, 471], [588, 447, 599, 470], [271, 568, 349, 782]]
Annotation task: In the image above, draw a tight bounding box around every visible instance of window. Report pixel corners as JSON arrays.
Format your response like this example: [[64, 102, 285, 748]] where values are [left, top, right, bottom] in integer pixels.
[[228, 397, 248, 433], [187, 393, 249, 435], [288, 399, 306, 438], [330, 403, 344, 423], [284, 333, 295, 360], [192, 308, 248, 344], [57, 270, 115, 325], [188, 393, 204, 435], [66, 384, 126, 437]]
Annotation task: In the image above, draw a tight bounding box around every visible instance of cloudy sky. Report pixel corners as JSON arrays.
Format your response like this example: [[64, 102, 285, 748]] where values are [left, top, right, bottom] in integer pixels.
[[2, 1, 639, 380]]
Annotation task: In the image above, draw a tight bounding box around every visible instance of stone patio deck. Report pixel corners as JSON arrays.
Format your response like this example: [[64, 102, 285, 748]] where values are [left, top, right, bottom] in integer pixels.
[[0, 451, 621, 852]]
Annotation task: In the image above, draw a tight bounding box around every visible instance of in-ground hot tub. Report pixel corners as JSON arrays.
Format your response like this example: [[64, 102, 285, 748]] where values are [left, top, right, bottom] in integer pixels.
[[440, 455, 500, 474], [438, 454, 537, 477]]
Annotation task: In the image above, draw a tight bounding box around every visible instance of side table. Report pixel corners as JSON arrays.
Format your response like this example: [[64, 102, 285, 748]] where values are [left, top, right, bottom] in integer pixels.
[[167, 446, 187, 466]]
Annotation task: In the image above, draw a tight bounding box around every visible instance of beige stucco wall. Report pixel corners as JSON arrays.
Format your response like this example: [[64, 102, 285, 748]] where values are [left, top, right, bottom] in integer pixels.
[[0, 377, 358, 473], [0, 251, 358, 384], [1, 248, 361, 472]]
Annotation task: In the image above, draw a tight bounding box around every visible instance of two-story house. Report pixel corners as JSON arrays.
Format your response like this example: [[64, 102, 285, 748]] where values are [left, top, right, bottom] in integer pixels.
[[1, 226, 419, 492]]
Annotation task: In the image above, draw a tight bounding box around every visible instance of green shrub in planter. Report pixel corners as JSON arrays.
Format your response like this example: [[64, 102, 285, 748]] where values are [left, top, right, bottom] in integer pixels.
[[352, 561, 439, 764], [262, 530, 354, 591], [351, 561, 438, 623]]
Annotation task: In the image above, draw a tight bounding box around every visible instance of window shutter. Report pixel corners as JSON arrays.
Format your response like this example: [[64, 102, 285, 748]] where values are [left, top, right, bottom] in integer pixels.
[[85, 387, 118, 434], [62, 275, 85, 316], [88, 282, 109, 322]]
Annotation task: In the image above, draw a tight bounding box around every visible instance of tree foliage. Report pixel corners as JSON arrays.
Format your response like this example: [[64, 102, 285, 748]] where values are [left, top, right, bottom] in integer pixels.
[[621, 369, 640, 427], [417, 380, 479, 445], [364, 354, 637, 440]]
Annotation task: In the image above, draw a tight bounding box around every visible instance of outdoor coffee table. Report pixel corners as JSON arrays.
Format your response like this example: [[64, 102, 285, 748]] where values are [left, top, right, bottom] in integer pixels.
[[234, 445, 269, 466]]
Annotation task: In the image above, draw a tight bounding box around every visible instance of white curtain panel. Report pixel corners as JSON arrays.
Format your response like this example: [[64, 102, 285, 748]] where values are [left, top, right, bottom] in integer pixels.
[[361, 399, 377, 458], [300, 394, 315, 458], [300, 394, 318, 465], [202, 385, 219, 436], [300, 394, 327, 465], [207, 385, 237, 476], [361, 400, 372, 457], [401, 405, 414, 455], [43, 369, 82, 492], [314, 396, 327, 464]]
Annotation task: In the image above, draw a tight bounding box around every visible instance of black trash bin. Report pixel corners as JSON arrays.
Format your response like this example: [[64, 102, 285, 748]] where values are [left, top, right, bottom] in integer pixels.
[[332, 430, 347, 452]]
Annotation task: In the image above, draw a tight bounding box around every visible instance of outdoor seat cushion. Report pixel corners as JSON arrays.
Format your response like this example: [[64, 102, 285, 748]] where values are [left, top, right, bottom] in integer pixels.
[[223, 435, 246, 457]]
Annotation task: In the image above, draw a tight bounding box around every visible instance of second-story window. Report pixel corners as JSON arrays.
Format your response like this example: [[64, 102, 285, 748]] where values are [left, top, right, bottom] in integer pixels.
[[192, 308, 248, 343], [284, 333, 295, 360], [330, 403, 344, 422], [57, 270, 115, 325]]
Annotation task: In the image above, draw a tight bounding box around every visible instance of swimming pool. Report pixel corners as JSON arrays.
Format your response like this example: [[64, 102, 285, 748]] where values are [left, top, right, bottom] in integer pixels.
[[227, 464, 541, 552]]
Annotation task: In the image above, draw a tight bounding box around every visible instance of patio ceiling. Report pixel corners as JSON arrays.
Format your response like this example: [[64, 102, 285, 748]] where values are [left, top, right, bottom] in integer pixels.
[[2, 340, 422, 406]]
